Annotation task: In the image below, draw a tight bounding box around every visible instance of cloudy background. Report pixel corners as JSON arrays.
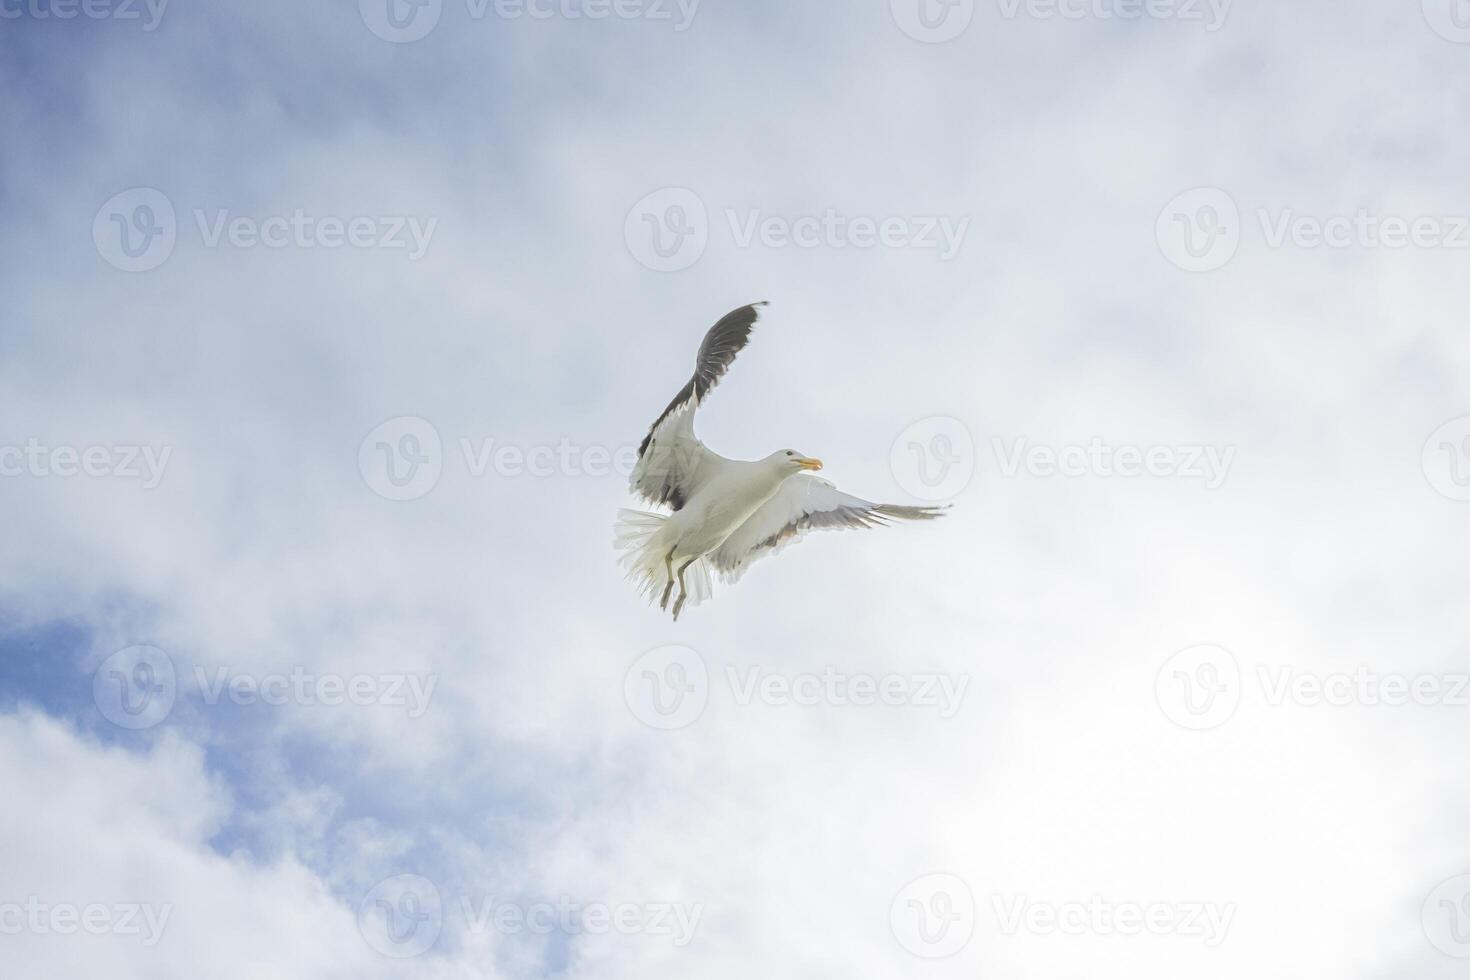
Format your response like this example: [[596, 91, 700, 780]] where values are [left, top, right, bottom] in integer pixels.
[[3, 0, 1470, 975]]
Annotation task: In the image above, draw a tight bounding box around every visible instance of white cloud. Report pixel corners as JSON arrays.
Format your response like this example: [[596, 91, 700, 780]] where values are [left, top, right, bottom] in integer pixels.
[[2, 1, 1469, 976], [0, 711, 429, 979]]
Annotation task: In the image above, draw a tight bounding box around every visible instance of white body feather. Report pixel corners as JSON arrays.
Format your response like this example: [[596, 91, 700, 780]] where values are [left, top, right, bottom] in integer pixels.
[[614, 457, 788, 612]]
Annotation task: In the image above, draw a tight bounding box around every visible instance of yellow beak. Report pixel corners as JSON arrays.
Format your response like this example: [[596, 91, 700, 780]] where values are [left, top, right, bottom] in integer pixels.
[[797, 457, 824, 471]]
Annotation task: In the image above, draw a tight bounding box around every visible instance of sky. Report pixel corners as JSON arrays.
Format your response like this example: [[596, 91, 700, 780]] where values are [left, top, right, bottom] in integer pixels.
[[2, 0, 1470, 976]]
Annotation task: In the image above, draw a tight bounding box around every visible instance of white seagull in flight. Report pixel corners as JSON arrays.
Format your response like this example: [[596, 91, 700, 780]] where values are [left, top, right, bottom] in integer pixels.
[[615, 302, 946, 620]]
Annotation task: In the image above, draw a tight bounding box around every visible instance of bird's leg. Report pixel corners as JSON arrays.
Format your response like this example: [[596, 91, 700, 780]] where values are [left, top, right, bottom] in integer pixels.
[[659, 549, 676, 610], [672, 558, 696, 621]]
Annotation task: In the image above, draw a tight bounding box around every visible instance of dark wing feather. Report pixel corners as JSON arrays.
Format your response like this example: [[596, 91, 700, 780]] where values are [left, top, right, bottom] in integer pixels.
[[630, 302, 766, 510], [637, 302, 766, 459]]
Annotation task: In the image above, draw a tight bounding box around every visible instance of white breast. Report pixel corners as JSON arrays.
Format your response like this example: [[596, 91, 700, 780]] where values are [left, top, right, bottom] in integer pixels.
[[671, 460, 784, 558]]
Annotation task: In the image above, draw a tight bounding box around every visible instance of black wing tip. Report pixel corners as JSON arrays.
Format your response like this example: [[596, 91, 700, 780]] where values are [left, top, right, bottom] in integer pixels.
[[727, 300, 768, 319], [719, 301, 768, 327], [637, 301, 769, 460]]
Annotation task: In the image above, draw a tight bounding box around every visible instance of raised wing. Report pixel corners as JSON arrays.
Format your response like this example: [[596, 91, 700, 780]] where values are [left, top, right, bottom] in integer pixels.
[[711, 475, 945, 583], [630, 302, 766, 511]]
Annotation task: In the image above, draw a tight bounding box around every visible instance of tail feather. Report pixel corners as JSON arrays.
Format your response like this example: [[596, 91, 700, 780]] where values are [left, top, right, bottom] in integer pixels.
[[614, 509, 669, 603], [613, 509, 713, 617]]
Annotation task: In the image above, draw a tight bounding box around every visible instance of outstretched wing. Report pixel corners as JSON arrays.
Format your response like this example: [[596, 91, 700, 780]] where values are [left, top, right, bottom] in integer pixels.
[[630, 302, 766, 511], [711, 475, 946, 583]]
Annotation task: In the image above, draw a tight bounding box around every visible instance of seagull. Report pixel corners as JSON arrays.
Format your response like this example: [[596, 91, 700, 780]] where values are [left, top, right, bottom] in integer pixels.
[[615, 302, 946, 620]]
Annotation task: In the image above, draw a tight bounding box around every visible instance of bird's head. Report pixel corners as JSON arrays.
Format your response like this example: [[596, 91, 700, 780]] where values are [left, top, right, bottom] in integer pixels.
[[770, 449, 823, 477]]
